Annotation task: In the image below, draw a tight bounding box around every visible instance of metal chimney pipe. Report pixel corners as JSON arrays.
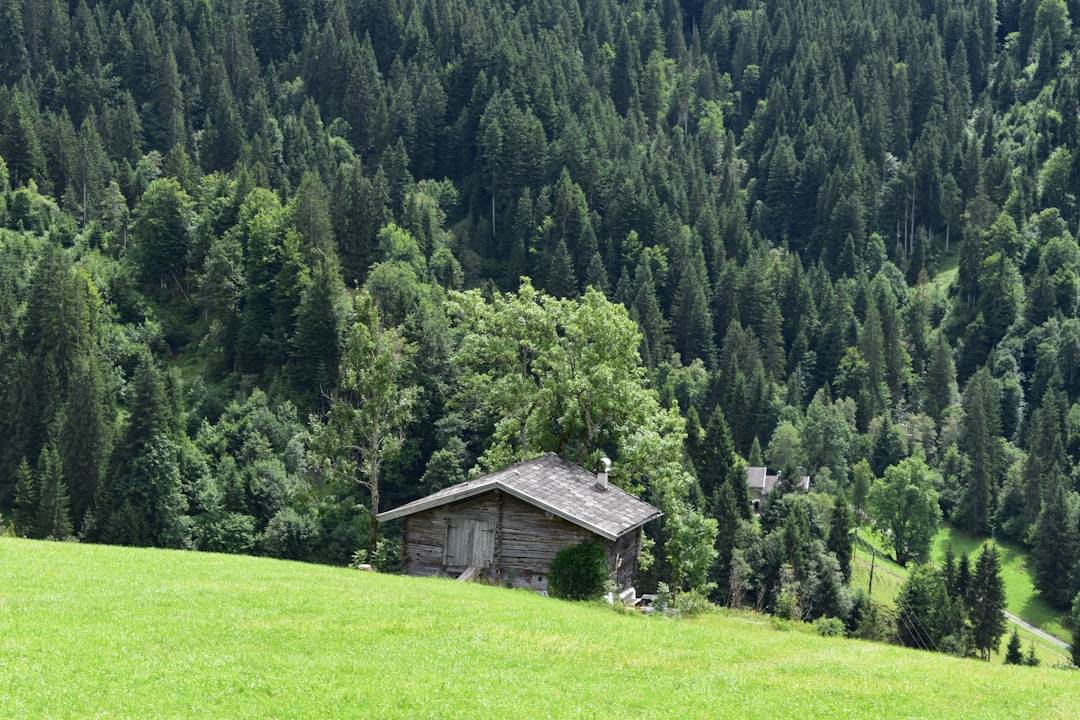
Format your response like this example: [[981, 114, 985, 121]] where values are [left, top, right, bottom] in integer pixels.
[[596, 457, 611, 489]]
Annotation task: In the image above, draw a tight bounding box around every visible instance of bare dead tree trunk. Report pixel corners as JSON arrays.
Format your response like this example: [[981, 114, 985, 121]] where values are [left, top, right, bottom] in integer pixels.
[[909, 180, 916, 256]]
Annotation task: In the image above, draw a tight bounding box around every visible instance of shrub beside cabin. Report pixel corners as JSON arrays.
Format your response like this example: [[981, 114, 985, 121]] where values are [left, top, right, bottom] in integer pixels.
[[377, 453, 661, 594]]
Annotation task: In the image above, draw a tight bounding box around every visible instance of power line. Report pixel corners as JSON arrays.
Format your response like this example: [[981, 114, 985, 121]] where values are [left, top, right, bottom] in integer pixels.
[[895, 590, 940, 653]]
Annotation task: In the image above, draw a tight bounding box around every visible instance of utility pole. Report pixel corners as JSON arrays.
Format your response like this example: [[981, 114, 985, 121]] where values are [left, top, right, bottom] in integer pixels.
[[868, 548, 877, 598]]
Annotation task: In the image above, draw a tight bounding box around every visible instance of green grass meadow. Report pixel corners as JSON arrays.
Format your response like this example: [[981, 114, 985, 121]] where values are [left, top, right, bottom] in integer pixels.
[[2, 538, 1080, 718]]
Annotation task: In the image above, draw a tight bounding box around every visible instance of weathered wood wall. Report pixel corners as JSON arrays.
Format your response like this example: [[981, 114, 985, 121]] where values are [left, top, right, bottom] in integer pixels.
[[496, 492, 594, 591], [608, 527, 641, 591], [400, 490, 642, 592], [401, 493, 501, 578]]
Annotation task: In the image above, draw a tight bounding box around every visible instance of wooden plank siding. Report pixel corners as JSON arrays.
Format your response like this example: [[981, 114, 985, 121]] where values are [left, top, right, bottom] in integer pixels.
[[608, 527, 641, 591], [401, 489, 641, 592]]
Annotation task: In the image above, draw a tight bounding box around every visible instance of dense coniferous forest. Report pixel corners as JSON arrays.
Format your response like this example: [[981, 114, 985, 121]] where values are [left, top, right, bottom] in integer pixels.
[[3, 0, 1080, 641]]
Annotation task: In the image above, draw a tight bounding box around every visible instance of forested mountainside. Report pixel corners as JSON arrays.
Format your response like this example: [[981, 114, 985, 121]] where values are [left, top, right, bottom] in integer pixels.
[[2, 0, 1080, 621]]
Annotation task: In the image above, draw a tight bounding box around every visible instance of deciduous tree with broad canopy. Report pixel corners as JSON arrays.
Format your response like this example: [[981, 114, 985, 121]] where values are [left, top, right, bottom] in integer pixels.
[[449, 279, 716, 592], [309, 291, 420, 554], [869, 452, 941, 565]]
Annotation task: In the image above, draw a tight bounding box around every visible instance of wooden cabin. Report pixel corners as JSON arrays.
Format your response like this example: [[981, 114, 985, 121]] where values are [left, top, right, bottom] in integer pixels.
[[377, 453, 662, 593]]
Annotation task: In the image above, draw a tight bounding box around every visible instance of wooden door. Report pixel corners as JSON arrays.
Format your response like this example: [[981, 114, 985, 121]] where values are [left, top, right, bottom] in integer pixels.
[[444, 518, 495, 568]]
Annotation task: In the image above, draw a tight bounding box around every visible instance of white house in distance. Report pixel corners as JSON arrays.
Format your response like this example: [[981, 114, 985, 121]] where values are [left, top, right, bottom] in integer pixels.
[[745, 467, 810, 513]]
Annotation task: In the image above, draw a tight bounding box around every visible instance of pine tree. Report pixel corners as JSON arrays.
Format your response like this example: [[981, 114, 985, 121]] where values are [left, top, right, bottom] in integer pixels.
[[967, 544, 1007, 661], [1004, 627, 1023, 665], [545, 237, 577, 298], [957, 367, 1002, 535], [12, 457, 36, 536], [289, 254, 345, 411], [1031, 472, 1076, 609], [60, 355, 113, 532], [34, 441, 72, 541], [103, 355, 187, 548], [827, 500, 854, 583], [699, 406, 749, 518]]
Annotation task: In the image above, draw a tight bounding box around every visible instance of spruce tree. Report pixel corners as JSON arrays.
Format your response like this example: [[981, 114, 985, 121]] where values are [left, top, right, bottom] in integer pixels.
[[700, 406, 750, 519], [584, 253, 610, 296], [967, 544, 1007, 661], [957, 367, 1003, 535], [131, 177, 193, 291], [1024, 641, 1040, 666], [104, 355, 187, 548], [709, 479, 741, 605], [1003, 627, 1023, 665], [748, 436, 763, 466], [60, 356, 112, 532], [827, 500, 854, 583], [672, 236, 716, 367], [545, 237, 577, 298], [632, 259, 667, 368], [956, 553, 972, 601], [895, 564, 950, 651], [34, 441, 72, 541], [12, 457, 36, 537], [289, 255, 345, 411], [850, 459, 873, 524], [942, 544, 959, 601], [1031, 472, 1076, 609]]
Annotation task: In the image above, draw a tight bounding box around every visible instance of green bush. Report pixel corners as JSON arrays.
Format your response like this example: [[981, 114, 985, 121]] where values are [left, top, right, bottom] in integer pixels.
[[548, 540, 610, 601], [675, 588, 715, 616], [262, 507, 321, 561], [814, 617, 847, 637], [374, 537, 401, 573], [651, 582, 674, 616]]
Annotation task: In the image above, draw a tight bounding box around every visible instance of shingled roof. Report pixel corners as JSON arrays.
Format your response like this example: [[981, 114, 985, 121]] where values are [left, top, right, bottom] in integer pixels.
[[376, 452, 661, 541]]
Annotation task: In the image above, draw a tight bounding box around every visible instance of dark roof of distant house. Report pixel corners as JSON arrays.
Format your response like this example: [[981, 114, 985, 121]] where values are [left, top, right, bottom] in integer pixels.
[[376, 452, 662, 541]]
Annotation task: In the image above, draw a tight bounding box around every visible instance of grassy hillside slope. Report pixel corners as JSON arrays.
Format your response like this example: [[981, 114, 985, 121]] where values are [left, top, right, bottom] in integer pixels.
[[852, 524, 1071, 664], [1, 538, 1078, 719]]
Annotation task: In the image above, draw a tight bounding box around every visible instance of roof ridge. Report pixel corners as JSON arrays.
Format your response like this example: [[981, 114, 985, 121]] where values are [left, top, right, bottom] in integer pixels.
[[377, 451, 661, 539]]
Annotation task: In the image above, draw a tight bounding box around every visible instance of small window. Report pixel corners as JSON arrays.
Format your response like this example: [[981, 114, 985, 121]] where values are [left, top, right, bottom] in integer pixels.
[[444, 519, 495, 568]]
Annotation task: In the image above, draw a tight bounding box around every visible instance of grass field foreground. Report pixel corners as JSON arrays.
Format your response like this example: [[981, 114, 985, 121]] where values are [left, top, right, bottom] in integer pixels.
[[2, 538, 1079, 718]]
